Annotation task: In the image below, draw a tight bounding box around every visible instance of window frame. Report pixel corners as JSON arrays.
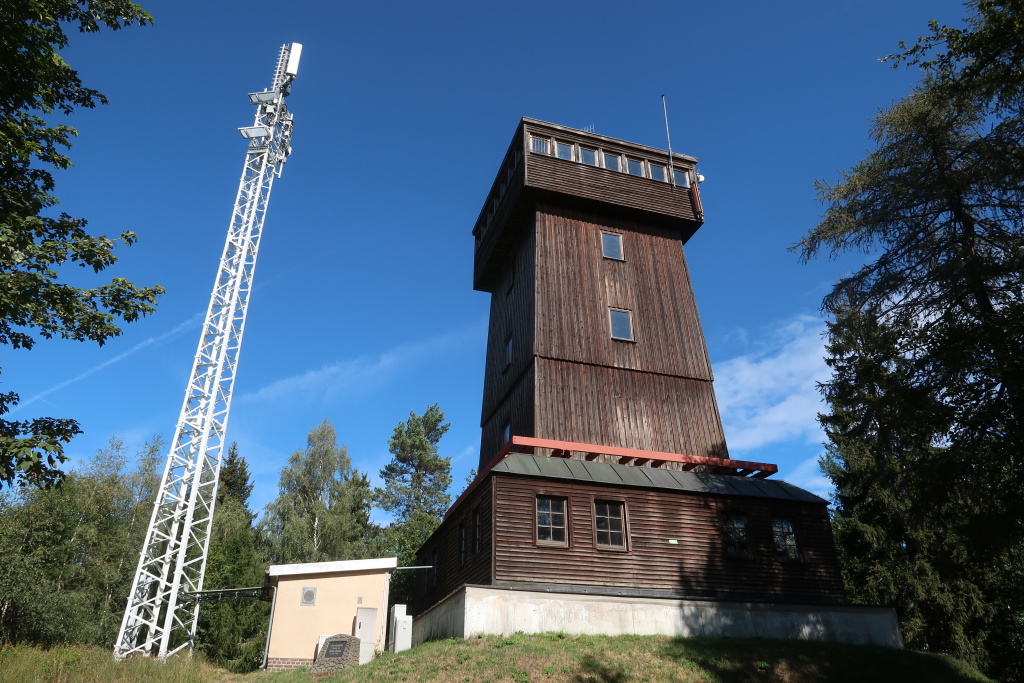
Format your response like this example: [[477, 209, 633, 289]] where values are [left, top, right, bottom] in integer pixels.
[[535, 494, 569, 547], [504, 334, 514, 368], [721, 513, 750, 559], [601, 231, 624, 261], [580, 147, 599, 167], [593, 498, 628, 551], [554, 140, 575, 161], [609, 308, 634, 342], [771, 518, 800, 561], [530, 134, 550, 155], [602, 151, 621, 172], [649, 163, 667, 182], [626, 158, 646, 177]]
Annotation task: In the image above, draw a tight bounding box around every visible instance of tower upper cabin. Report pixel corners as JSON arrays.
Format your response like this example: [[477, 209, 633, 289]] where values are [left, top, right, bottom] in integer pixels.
[[473, 119, 727, 471], [472, 118, 704, 293]]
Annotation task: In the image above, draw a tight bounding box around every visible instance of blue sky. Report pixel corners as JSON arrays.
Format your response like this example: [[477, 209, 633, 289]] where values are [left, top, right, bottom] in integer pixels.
[[9, 0, 969, 517]]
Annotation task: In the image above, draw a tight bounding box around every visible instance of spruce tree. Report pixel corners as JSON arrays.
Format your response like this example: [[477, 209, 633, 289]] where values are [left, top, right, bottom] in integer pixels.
[[796, 4, 1024, 676]]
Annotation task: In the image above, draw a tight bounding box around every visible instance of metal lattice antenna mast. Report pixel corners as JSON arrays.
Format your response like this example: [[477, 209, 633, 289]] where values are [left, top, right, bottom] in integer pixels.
[[114, 43, 302, 660]]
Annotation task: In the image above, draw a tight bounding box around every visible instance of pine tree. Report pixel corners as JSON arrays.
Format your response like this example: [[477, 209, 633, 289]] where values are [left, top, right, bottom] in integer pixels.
[[375, 404, 451, 604]]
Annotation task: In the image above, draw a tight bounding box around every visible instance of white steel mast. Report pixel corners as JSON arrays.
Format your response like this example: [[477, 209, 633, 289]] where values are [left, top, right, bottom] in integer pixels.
[[115, 43, 302, 659]]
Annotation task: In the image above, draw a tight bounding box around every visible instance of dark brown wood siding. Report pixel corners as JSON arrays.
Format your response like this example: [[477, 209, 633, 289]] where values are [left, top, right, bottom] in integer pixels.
[[480, 361, 535, 466], [480, 227, 537, 425], [534, 204, 713, 380], [533, 358, 728, 459], [491, 475, 844, 604], [412, 477, 494, 615]]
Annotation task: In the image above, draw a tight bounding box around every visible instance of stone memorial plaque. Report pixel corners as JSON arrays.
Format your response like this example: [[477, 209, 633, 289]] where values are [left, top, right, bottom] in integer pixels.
[[312, 633, 361, 675]]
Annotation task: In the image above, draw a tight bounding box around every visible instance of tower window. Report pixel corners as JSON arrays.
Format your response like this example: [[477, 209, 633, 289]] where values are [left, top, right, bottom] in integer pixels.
[[601, 232, 624, 261], [649, 163, 666, 182], [627, 158, 645, 177], [531, 136, 550, 155], [609, 309, 633, 341], [536, 495, 568, 546], [594, 500, 626, 549], [580, 147, 598, 166], [772, 519, 799, 560], [722, 514, 749, 558], [674, 169, 691, 187], [603, 152, 621, 172], [555, 141, 574, 161]]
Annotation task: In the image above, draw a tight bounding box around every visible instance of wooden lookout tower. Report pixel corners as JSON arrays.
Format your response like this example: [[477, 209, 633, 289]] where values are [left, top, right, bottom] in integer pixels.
[[411, 119, 901, 648]]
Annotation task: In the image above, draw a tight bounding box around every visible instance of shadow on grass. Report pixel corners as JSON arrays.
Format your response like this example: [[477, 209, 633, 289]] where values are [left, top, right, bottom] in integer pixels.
[[572, 655, 629, 683], [658, 637, 992, 683]]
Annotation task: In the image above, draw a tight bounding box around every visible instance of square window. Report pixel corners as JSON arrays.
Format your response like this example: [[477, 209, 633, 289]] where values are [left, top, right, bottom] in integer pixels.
[[537, 495, 568, 545], [603, 152, 621, 172], [649, 163, 666, 182], [555, 141, 574, 161], [594, 500, 625, 548], [531, 136, 550, 155], [673, 169, 691, 188], [772, 519, 799, 560], [722, 514, 749, 558], [610, 309, 633, 341], [580, 147, 598, 166], [627, 158, 645, 177], [601, 232, 624, 260]]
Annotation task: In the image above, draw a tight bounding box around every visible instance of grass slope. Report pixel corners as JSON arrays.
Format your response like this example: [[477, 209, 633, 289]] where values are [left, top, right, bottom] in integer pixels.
[[0, 635, 992, 683]]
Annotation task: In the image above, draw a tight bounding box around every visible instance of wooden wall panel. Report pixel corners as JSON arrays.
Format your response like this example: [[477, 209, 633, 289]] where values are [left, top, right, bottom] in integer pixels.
[[533, 204, 713, 380], [533, 358, 728, 459], [480, 228, 536, 423], [479, 362, 535, 468], [412, 478, 494, 615], [491, 475, 844, 604]]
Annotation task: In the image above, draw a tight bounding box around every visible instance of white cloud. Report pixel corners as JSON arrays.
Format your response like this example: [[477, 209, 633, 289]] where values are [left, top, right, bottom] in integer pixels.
[[11, 314, 202, 414], [239, 322, 484, 405], [784, 455, 833, 501], [714, 315, 828, 452]]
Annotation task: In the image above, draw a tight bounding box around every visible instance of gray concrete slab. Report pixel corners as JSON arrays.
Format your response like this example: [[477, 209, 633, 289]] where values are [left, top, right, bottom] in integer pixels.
[[412, 586, 903, 649]]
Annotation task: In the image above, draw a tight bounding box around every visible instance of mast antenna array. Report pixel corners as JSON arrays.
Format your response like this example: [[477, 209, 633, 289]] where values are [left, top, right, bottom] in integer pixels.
[[115, 42, 302, 659]]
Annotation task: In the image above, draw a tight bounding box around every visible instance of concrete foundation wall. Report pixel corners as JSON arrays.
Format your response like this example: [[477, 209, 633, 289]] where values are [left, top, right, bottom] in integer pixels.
[[413, 586, 902, 649]]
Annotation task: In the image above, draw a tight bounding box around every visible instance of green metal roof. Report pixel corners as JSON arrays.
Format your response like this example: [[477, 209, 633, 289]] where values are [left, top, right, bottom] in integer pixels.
[[490, 453, 826, 504]]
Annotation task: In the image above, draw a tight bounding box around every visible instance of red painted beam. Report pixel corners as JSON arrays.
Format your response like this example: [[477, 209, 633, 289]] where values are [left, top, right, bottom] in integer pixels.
[[509, 436, 777, 477], [445, 436, 779, 519]]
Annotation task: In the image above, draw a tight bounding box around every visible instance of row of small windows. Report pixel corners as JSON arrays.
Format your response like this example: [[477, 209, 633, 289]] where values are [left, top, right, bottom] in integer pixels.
[[536, 496, 801, 561], [530, 134, 691, 187]]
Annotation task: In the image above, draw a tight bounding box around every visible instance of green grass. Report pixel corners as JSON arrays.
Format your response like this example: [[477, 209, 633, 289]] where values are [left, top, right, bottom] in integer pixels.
[[0, 634, 993, 683]]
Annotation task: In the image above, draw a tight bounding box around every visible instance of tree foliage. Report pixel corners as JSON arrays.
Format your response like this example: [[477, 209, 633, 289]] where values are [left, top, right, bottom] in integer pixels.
[[259, 419, 374, 565], [375, 404, 451, 604], [796, 3, 1024, 678], [0, 435, 162, 647], [197, 444, 267, 673], [0, 0, 162, 488]]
